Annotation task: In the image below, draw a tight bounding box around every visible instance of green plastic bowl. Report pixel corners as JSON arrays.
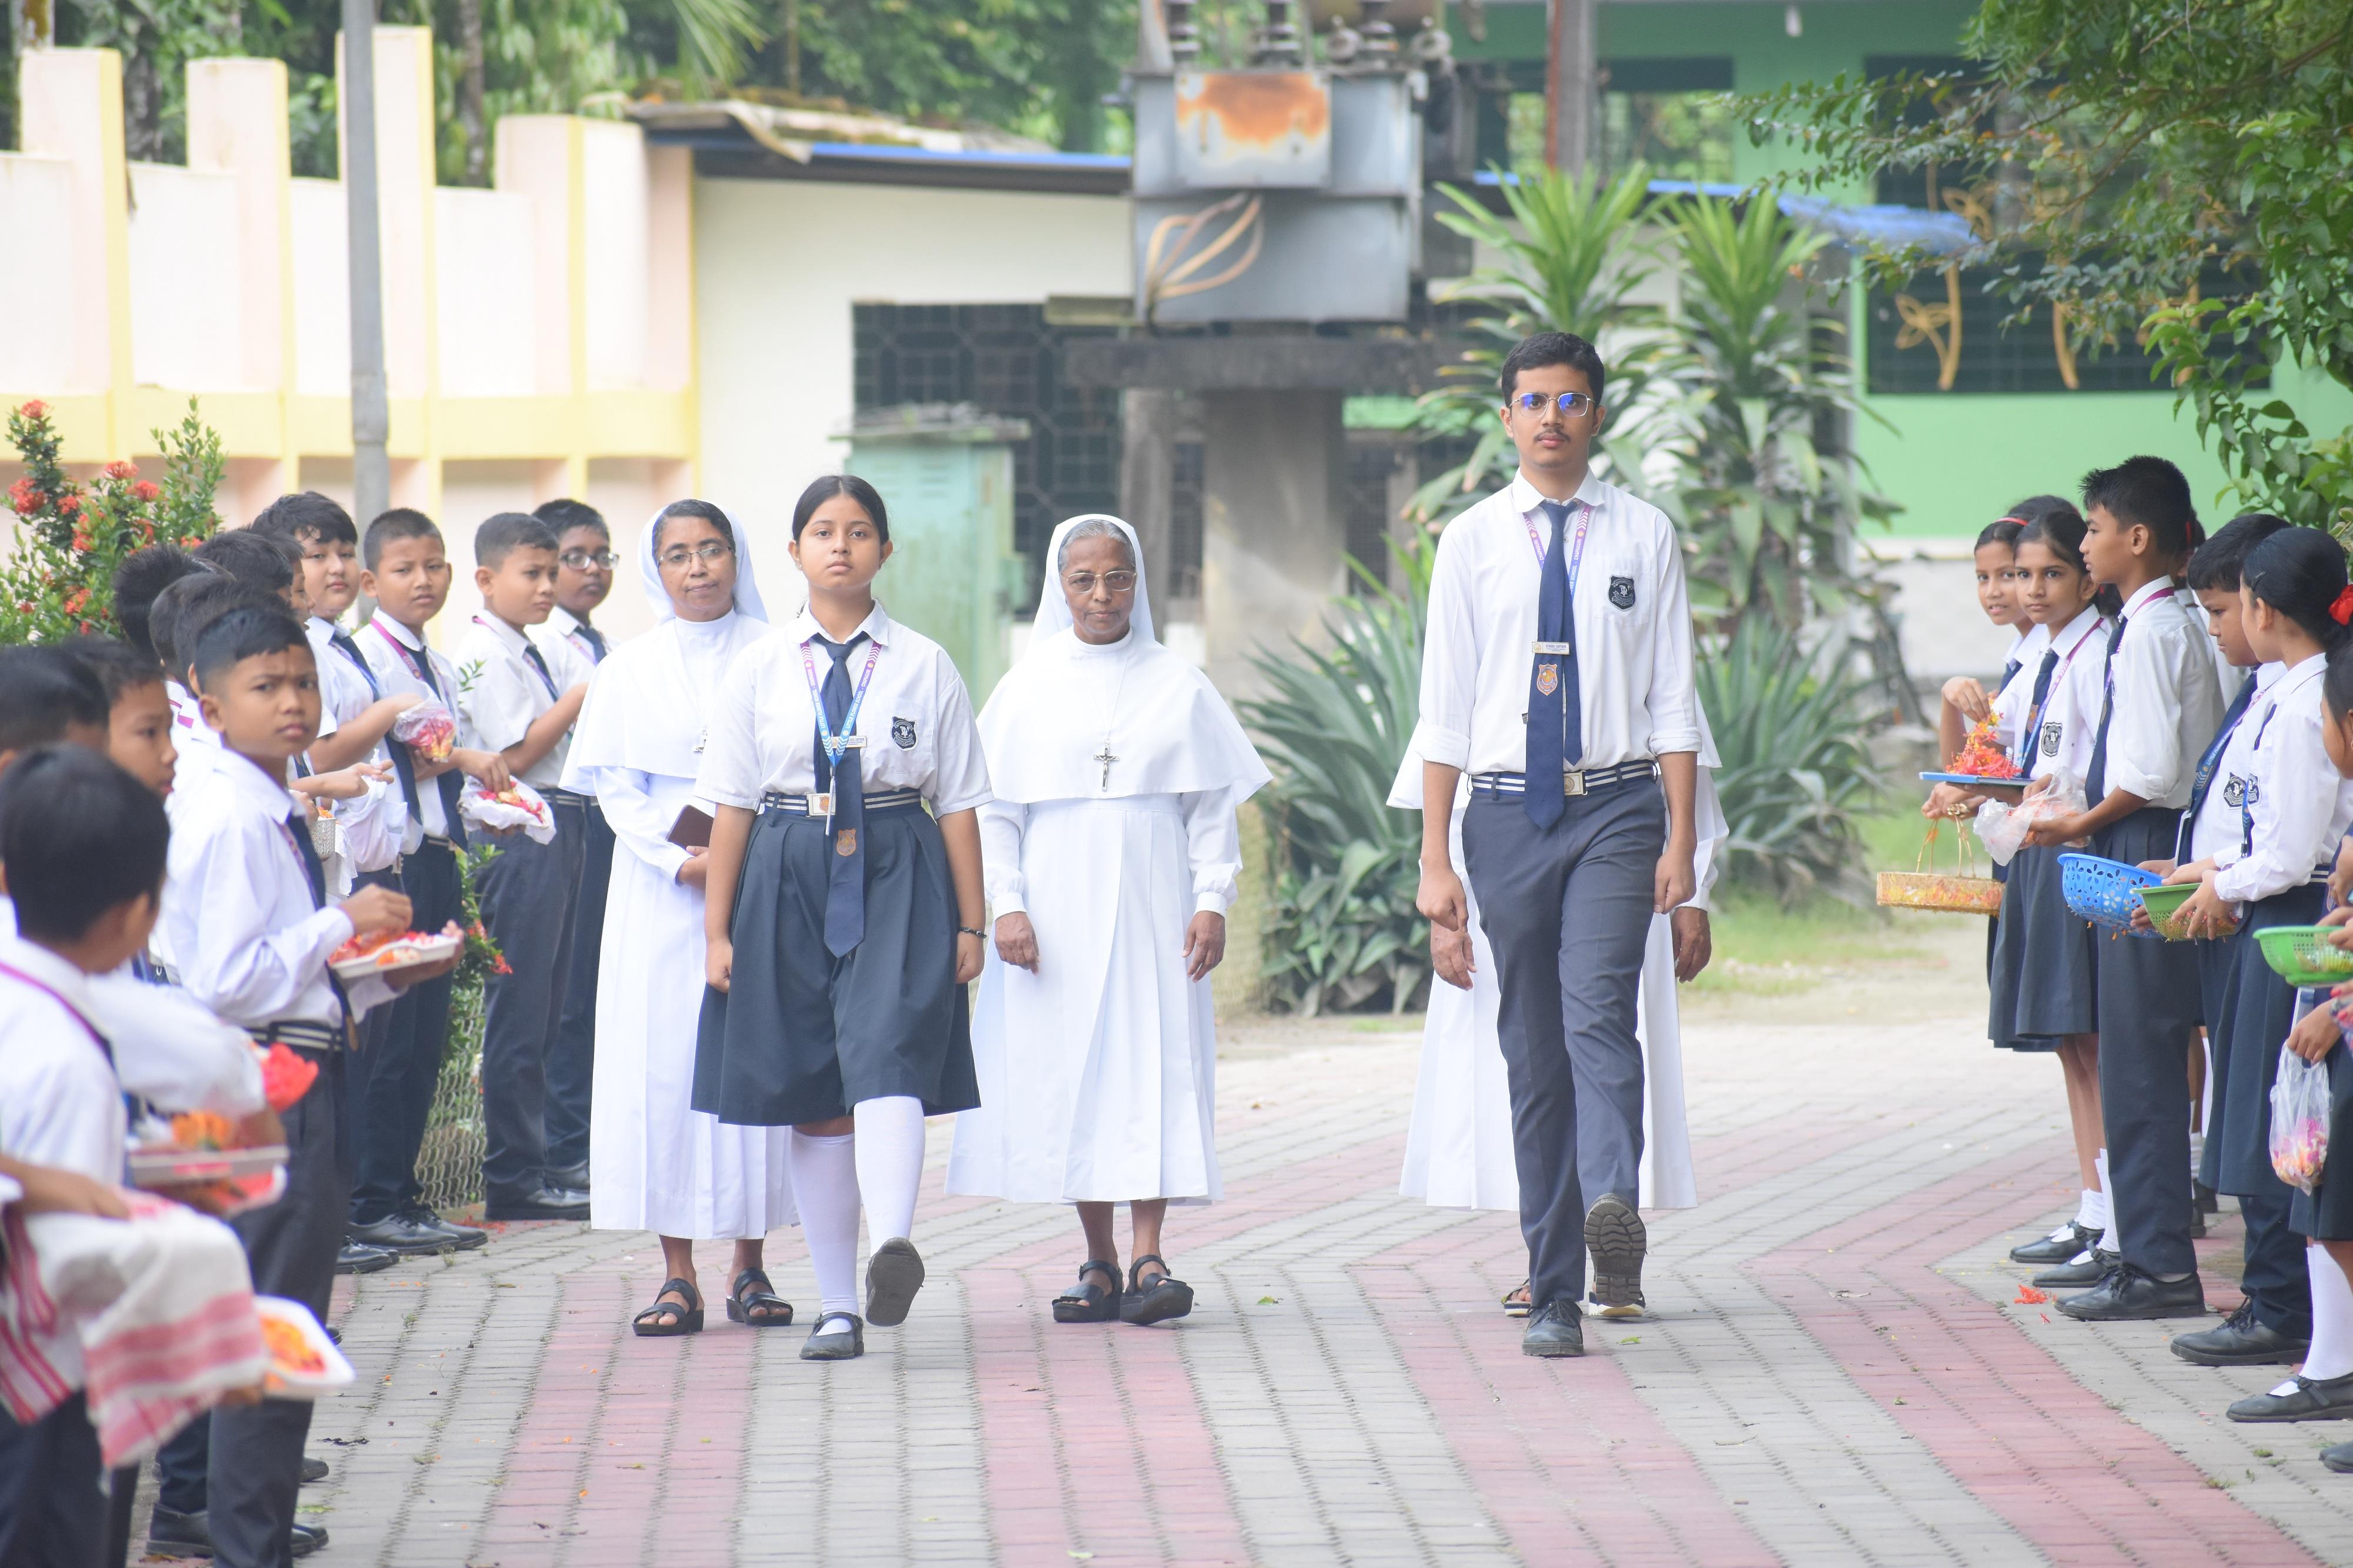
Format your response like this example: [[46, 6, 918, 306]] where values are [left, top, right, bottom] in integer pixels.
[[2135, 882, 2234, 940], [2256, 925, 2353, 987]]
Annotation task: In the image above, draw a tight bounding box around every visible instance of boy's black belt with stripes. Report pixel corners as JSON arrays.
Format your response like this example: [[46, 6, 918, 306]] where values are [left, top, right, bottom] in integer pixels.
[[1470, 760, 1659, 800]]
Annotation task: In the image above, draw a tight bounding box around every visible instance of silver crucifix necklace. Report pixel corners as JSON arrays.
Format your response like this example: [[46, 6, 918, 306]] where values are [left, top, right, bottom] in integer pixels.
[[1092, 646, 1132, 792]]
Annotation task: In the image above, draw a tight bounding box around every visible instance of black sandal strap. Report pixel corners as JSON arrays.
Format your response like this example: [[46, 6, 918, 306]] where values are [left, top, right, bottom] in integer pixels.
[[635, 1276, 700, 1324], [1054, 1260, 1120, 1303], [1129, 1255, 1175, 1290], [732, 1268, 786, 1305], [811, 1310, 861, 1334]]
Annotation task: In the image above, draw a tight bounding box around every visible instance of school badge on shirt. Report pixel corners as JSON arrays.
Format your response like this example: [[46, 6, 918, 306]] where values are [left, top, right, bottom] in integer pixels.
[[2041, 719, 2062, 756], [891, 717, 917, 749], [2222, 775, 2247, 808], [1608, 575, 1636, 610]]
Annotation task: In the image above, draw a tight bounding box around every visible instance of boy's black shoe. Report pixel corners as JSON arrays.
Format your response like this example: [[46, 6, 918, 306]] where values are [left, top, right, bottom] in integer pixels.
[[2032, 1248, 2117, 1289], [334, 1240, 397, 1275], [2170, 1301, 2309, 1366], [2194, 1180, 2220, 1215], [1521, 1300, 1585, 1357], [547, 1160, 591, 1194], [2055, 1264, 2205, 1320], [2011, 1223, 2102, 1266], [148, 1507, 328, 1559], [485, 1184, 589, 1221], [399, 1203, 489, 1250], [349, 1212, 457, 1256], [301, 1456, 329, 1484]]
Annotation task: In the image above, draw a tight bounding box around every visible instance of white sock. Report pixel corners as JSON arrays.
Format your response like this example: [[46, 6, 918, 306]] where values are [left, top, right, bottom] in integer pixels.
[[2074, 1187, 2106, 1233], [2094, 1152, 2115, 1245], [2302, 1247, 2353, 1382], [2188, 1129, 2205, 1178], [852, 1095, 926, 1247], [789, 1130, 860, 1318]]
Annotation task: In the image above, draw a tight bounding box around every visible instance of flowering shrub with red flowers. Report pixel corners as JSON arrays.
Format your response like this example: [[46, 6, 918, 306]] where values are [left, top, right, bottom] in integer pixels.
[[1, 399, 224, 644]]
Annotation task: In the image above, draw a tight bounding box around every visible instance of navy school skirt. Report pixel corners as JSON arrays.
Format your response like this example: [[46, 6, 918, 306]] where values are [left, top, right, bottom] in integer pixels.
[[692, 802, 977, 1128], [2204, 882, 2325, 1196], [1988, 845, 2095, 1051], [2295, 1035, 2353, 1240]]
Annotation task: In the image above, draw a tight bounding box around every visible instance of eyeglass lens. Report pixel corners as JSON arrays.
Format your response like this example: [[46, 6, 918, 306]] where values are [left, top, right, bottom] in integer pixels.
[[1064, 571, 1138, 593], [658, 542, 732, 568], [561, 550, 618, 569], [1516, 392, 1591, 415]]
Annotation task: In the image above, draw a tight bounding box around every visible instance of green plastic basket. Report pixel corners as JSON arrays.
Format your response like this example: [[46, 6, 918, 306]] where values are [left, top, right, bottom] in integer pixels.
[[2256, 925, 2353, 987], [2135, 882, 2237, 941]]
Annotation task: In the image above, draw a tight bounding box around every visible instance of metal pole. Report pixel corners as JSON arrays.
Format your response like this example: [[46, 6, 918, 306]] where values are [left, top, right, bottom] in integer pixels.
[[343, 0, 390, 528], [1546, 0, 1595, 172]]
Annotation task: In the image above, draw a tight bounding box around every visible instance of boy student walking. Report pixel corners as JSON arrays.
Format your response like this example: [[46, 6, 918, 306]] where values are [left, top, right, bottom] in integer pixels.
[[534, 498, 617, 1195], [455, 513, 595, 1220], [1412, 332, 1702, 1357], [353, 510, 519, 1237], [2023, 456, 2225, 1320], [162, 603, 459, 1567]]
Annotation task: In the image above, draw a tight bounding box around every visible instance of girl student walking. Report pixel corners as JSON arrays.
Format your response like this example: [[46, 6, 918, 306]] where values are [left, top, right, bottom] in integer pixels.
[[693, 475, 992, 1363]]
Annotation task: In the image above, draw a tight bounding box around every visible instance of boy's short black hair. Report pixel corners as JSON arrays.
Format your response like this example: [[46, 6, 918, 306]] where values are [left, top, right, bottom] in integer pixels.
[[152, 575, 275, 684], [191, 603, 312, 690], [66, 635, 167, 705], [2186, 512, 2292, 593], [534, 498, 609, 541], [111, 544, 202, 666], [0, 647, 108, 755], [252, 491, 358, 549], [2081, 456, 2197, 556], [0, 746, 169, 943], [1499, 331, 1608, 405], [364, 508, 444, 570], [195, 528, 298, 595], [475, 512, 560, 571]]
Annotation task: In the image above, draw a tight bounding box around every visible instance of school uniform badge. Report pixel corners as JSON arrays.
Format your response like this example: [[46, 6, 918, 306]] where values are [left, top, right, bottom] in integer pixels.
[[835, 829, 858, 857], [2040, 719, 2062, 756], [1536, 662, 1559, 697], [1608, 575, 1636, 609], [2222, 775, 2247, 808], [891, 717, 918, 749]]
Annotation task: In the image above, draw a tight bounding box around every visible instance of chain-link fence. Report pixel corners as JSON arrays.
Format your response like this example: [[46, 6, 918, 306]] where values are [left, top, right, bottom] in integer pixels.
[[416, 982, 486, 1214]]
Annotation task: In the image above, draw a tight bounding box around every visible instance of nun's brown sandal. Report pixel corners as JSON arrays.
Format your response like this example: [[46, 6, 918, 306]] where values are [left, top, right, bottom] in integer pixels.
[[632, 1277, 703, 1336]]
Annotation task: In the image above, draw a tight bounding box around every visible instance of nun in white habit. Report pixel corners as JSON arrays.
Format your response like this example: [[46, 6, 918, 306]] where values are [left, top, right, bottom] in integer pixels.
[[561, 499, 796, 1337], [1387, 719, 1731, 1317], [948, 515, 1269, 1326]]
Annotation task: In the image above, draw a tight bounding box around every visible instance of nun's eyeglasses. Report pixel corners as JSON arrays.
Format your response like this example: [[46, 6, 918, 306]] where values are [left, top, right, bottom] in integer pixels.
[[1512, 391, 1595, 416], [561, 548, 619, 570], [1063, 570, 1138, 595], [658, 542, 734, 569]]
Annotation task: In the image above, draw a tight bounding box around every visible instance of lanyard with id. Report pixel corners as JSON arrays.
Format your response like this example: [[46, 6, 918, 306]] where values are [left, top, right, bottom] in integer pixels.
[[801, 636, 881, 831], [1524, 500, 1591, 697]]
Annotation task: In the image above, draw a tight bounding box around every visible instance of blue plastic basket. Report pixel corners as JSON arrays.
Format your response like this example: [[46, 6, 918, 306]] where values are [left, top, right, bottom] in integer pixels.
[[2058, 853, 2162, 937]]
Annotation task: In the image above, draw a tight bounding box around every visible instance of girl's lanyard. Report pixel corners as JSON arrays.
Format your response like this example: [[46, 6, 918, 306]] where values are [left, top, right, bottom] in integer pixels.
[[0, 963, 112, 1066], [2179, 689, 2252, 861], [473, 617, 561, 703], [2017, 616, 2107, 770], [799, 636, 882, 829]]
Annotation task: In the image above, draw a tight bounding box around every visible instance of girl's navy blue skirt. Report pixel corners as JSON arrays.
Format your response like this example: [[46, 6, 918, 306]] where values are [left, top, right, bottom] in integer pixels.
[[2204, 882, 2324, 1196], [1988, 845, 2095, 1050], [693, 803, 978, 1127]]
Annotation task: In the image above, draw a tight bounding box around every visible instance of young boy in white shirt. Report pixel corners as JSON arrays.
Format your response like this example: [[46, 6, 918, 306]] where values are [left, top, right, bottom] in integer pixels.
[[454, 513, 594, 1219]]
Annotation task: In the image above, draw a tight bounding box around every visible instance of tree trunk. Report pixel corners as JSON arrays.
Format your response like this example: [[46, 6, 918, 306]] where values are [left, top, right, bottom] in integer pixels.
[[457, 0, 486, 184]]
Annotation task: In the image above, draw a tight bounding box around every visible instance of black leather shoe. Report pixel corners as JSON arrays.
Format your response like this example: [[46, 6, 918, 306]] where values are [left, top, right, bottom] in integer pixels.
[[801, 1311, 865, 1361], [2228, 1371, 2353, 1423], [2188, 1205, 2208, 1240], [1584, 1193, 1647, 1315], [2032, 1248, 2117, 1289], [1522, 1300, 1585, 1358], [2171, 1301, 2311, 1366], [348, 1212, 458, 1256], [399, 1203, 489, 1250], [484, 1185, 589, 1221], [148, 1508, 328, 1558], [2324, 1440, 2353, 1472], [2055, 1263, 2206, 1321], [334, 1239, 397, 1275], [2011, 1222, 2103, 1266], [547, 1160, 591, 1193], [301, 1455, 329, 1484], [2194, 1180, 2219, 1215]]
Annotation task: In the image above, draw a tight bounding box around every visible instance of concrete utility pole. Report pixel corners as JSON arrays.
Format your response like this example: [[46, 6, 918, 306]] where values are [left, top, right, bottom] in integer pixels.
[[343, 0, 391, 529], [1547, 0, 1595, 171]]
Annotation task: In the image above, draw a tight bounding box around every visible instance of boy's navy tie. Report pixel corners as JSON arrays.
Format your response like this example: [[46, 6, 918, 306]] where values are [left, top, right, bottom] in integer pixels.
[[288, 809, 359, 1032], [576, 623, 608, 663], [329, 628, 420, 820], [814, 633, 869, 956], [402, 645, 469, 850], [521, 640, 561, 702], [1525, 499, 1582, 829], [2086, 613, 2128, 799]]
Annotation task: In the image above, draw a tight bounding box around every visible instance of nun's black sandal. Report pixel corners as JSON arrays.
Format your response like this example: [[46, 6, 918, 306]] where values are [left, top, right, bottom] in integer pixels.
[[632, 1277, 703, 1336], [1120, 1255, 1194, 1326], [1053, 1260, 1122, 1323], [726, 1267, 795, 1327]]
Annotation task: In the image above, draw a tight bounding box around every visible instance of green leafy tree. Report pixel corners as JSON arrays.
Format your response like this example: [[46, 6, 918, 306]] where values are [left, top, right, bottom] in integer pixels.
[[1742, 0, 2353, 531]]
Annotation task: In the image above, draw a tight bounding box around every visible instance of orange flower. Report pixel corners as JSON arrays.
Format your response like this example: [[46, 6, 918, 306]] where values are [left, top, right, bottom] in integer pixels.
[[19, 399, 48, 418], [70, 532, 91, 553], [8, 479, 40, 512], [132, 479, 161, 502], [104, 460, 136, 481], [62, 588, 88, 615], [55, 492, 79, 516]]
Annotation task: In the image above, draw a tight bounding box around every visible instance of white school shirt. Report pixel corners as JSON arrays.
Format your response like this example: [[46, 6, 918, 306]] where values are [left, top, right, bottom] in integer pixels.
[[542, 605, 609, 670], [2188, 663, 2281, 863], [1990, 605, 2110, 784], [163, 748, 394, 1028], [359, 616, 470, 848], [696, 603, 992, 815], [2212, 655, 2353, 905], [454, 613, 589, 792], [304, 616, 407, 881], [2097, 577, 2225, 808], [1413, 470, 1701, 776], [0, 938, 135, 1186]]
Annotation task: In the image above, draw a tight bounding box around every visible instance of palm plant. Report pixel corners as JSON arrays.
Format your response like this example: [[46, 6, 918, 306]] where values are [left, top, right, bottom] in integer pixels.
[[1239, 542, 1435, 1015], [1408, 164, 1668, 525]]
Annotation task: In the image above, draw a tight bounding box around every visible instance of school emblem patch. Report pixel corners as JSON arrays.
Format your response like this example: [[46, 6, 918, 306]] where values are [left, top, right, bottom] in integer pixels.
[[2244, 779, 2262, 808], [835, 829, 858, 858], [2222, 775, 2247, 808], [1608, 575, 1636, 610], [891, 716, 918, 749], [1536, 662, 1559, 698], [2040, 719, 2062, 757]]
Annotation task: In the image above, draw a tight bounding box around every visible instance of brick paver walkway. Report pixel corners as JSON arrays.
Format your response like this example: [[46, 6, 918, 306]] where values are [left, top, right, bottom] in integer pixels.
[[271, 1009, 2353, 1566]]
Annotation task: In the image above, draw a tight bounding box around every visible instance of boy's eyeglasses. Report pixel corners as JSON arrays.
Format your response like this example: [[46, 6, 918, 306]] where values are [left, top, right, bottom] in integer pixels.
[[656, 542, 733, 569], [560, 549, 619, 571], [1512, 391, 1595, 417], [1063, 570, 1139, 595]]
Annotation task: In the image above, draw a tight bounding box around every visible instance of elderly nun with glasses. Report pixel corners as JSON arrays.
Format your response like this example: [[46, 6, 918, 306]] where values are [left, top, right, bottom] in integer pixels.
[[947, 515, 1268, 1326]]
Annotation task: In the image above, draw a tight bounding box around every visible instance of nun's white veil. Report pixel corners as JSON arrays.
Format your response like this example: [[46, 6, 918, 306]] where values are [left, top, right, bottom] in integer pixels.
[[1031, 514, 1155, 647], [638, 499, 769, 623]]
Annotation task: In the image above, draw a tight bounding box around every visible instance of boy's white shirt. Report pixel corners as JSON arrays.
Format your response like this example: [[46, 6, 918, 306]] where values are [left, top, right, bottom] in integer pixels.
[[2099, 576, 2225, 808], [454, 610, 592, 791], [305, 615, 408, 882], [358, 615, 476, 848]]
